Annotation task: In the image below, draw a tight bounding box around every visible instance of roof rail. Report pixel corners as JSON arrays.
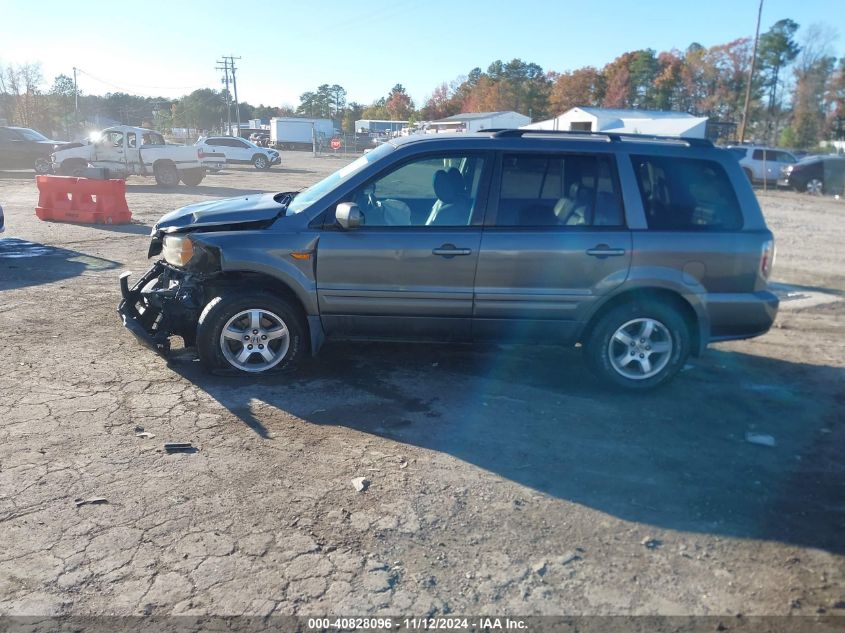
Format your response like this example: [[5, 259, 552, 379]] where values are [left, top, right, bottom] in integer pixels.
[[480, 128, 713, 148]]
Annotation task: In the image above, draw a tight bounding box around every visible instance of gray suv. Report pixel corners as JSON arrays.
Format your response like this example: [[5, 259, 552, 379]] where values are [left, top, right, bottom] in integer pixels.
[[119, 130, 778, 389]]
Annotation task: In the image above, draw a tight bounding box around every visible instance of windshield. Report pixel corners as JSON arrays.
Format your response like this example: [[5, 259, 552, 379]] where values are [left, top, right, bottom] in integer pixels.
[[285, 142, 394, 215], [15, 128, 49, 142]]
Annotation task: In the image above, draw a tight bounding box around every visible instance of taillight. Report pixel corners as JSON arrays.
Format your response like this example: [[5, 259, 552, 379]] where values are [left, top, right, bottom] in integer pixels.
[[197, 149, 207, 159], [760, 239, 775, 279]]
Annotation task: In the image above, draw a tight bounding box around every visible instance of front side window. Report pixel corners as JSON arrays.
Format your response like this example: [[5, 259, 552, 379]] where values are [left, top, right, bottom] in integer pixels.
[[103, 131, 124, 148], [495, 153, 624, 227], [127, 132, 137, 148], [631, 155, 743, 231], [346, 154, 486, 227]]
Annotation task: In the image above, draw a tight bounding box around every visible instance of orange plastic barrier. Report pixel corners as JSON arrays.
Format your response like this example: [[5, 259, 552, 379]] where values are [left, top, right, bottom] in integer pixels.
[[35, 175, 132, 224]]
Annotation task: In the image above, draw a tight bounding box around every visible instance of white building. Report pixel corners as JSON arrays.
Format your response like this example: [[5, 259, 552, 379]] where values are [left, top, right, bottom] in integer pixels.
[[523, 107, 708, 139], [355, 119, 408, 135], [428, 111, 531, 133]]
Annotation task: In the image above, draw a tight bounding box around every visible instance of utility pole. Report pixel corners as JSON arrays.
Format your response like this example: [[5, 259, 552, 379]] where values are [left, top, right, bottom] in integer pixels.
[[72, 67, 79, 126], [216, 58, 232, 135], [228, 56, 242, 135], [739, 0, 764, 143]]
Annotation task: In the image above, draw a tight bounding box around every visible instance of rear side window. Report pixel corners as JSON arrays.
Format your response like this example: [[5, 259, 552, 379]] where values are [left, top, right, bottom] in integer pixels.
[[495, 153, 624, 227], [631, 155, 743, 231]]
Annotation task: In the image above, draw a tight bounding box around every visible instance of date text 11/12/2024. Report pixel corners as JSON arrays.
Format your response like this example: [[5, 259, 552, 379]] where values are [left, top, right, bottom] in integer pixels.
[[307, 617, 528, 630]]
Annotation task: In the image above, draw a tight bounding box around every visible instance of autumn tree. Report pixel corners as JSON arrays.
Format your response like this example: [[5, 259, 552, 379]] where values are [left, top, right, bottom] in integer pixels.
[[385, 84, 414, 119], [548, 67, 604, 113], [787, 24, 838, 147], [758, 19, 801, 142]]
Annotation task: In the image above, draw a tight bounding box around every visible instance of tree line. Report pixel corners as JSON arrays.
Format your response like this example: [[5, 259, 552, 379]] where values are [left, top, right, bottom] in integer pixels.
[[1, 17, 843, 148]]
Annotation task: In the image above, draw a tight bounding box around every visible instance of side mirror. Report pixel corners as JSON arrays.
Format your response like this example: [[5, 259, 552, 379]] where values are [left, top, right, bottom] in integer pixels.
[[335, 202, 362, 230]]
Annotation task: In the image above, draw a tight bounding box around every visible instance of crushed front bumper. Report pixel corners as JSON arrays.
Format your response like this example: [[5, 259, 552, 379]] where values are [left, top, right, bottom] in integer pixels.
[[117, 262, 204, 356]]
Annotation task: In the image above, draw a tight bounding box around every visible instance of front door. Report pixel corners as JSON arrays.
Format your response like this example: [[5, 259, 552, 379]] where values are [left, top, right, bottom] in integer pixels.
[[473, 152, 631, 342], [316, 152, 490, 340], [94, 130, 127, 176]]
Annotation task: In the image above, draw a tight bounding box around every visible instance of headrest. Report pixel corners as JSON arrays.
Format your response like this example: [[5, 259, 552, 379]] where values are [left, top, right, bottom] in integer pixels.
[[433, 168, 464, 203]]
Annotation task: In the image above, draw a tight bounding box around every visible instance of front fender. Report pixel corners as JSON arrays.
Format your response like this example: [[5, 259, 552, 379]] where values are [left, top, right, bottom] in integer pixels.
[[194, 231, 320, 316]]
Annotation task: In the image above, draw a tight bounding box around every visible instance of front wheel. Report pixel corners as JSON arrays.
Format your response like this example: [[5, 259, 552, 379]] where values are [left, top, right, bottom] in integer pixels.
[[253, 154, 269, 170], [196, 292, 306, 375], [584, 301, 690, 390]]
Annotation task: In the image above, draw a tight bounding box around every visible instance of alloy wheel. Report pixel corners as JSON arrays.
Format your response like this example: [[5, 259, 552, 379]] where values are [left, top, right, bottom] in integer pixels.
[[608, 318, 673, 380], [219, 308, 290, 372]]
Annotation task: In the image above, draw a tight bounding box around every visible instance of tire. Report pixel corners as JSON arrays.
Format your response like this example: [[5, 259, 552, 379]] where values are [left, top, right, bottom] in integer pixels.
[[153, 161, 179, 187], [196, 292, 306, 375], [60, 159, 87, 177], [180, 168, 205, 187], [34, 158, 53, 175], [806, 178, 823, 195], [584, 300, 690, 390], [252, 154, 269, 170]]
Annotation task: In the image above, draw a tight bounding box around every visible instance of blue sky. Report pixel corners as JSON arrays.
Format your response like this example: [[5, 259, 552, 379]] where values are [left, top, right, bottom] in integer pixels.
[[2, 0, 842, 108]]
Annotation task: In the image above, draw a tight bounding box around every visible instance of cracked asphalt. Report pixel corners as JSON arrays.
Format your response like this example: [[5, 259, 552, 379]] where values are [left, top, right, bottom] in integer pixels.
[[0, 156, 843, 617]]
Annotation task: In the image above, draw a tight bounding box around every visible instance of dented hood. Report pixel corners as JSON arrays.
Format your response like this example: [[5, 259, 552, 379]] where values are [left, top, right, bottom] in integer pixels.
[[154, 193, 287, 233]]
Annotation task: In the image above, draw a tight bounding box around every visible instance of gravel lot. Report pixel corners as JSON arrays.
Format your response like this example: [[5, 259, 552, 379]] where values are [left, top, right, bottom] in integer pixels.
[[0, 154, 843, 618]]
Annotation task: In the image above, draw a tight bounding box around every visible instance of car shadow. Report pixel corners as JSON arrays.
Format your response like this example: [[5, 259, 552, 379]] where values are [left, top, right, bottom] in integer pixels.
[[167, 340, 845, 554], [0, 237, 120, 290], [85, 220, 152, 235]]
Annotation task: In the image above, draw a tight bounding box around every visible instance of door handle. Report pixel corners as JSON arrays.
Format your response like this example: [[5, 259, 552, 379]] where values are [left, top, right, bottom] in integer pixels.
[[432, 244, 472, 257], [586, 245, 626, 257]]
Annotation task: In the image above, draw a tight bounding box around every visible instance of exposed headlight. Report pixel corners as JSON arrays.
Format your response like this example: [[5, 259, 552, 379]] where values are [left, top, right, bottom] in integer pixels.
[[162, 234, 194, 267]]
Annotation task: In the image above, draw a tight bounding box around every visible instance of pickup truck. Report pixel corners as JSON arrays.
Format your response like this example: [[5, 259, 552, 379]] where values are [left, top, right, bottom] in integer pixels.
[[52, 126, 226, 186]]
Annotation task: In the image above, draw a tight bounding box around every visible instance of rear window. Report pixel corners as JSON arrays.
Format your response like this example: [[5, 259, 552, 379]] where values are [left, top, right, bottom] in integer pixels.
[[631, 155, 743, 231]]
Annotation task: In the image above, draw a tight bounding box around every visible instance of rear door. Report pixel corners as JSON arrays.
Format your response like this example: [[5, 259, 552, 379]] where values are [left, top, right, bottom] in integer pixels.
[[473, 151, 631, 342], [316, 151, 490, 340], [0, 129, 16, 169]]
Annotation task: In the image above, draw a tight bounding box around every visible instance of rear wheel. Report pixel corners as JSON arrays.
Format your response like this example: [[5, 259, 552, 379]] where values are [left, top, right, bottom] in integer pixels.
[[196, 292, 306, 375], [34, 158, 53, 175], [180, 168, 205, 186], [253, 154, 269, 170], [806, 178, 823, 195], [153, 161, 179, 187], [584, 301, 690, 390]]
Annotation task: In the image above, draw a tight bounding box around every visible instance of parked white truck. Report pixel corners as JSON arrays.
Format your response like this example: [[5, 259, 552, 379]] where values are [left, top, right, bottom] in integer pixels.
[[52, 126, 226, 186], [269, 117, 334, 150]]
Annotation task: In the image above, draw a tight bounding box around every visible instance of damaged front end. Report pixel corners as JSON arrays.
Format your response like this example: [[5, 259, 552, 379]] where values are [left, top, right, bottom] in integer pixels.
[[118, 262, 207, 355]]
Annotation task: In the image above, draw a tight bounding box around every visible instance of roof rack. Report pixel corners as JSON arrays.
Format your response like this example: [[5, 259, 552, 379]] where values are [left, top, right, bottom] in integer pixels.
[[479, 128, 713, 148]]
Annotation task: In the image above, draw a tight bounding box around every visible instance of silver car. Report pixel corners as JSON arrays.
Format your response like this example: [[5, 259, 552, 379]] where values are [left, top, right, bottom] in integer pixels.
[[119, 131, 779, 390], [726, 145, 797, 185]]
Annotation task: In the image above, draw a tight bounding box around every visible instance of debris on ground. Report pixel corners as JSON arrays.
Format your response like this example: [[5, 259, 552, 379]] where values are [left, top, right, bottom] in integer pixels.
[[351, 477, 370, 492], [531, 560, 547, 576], [164, 442, 195, 453], [557, 551, 582, 565], [641, 537, 662, 549], [745, 432, 777, 447], [135, 431, 155, 439], [74, 497, 108, 507]]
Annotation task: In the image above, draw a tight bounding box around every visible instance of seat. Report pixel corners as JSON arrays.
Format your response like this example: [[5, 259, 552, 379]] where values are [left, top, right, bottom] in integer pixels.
[[554, 183, 594, 226], [426, 167, 471, 226]]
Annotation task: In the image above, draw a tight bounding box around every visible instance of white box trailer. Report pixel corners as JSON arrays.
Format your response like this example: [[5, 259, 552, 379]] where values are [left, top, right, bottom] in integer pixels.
[[270, 117, 334, 149]]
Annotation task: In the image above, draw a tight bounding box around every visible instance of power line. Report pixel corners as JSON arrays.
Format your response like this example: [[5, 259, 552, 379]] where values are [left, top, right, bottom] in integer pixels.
[[75, 68, 208, 96]]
